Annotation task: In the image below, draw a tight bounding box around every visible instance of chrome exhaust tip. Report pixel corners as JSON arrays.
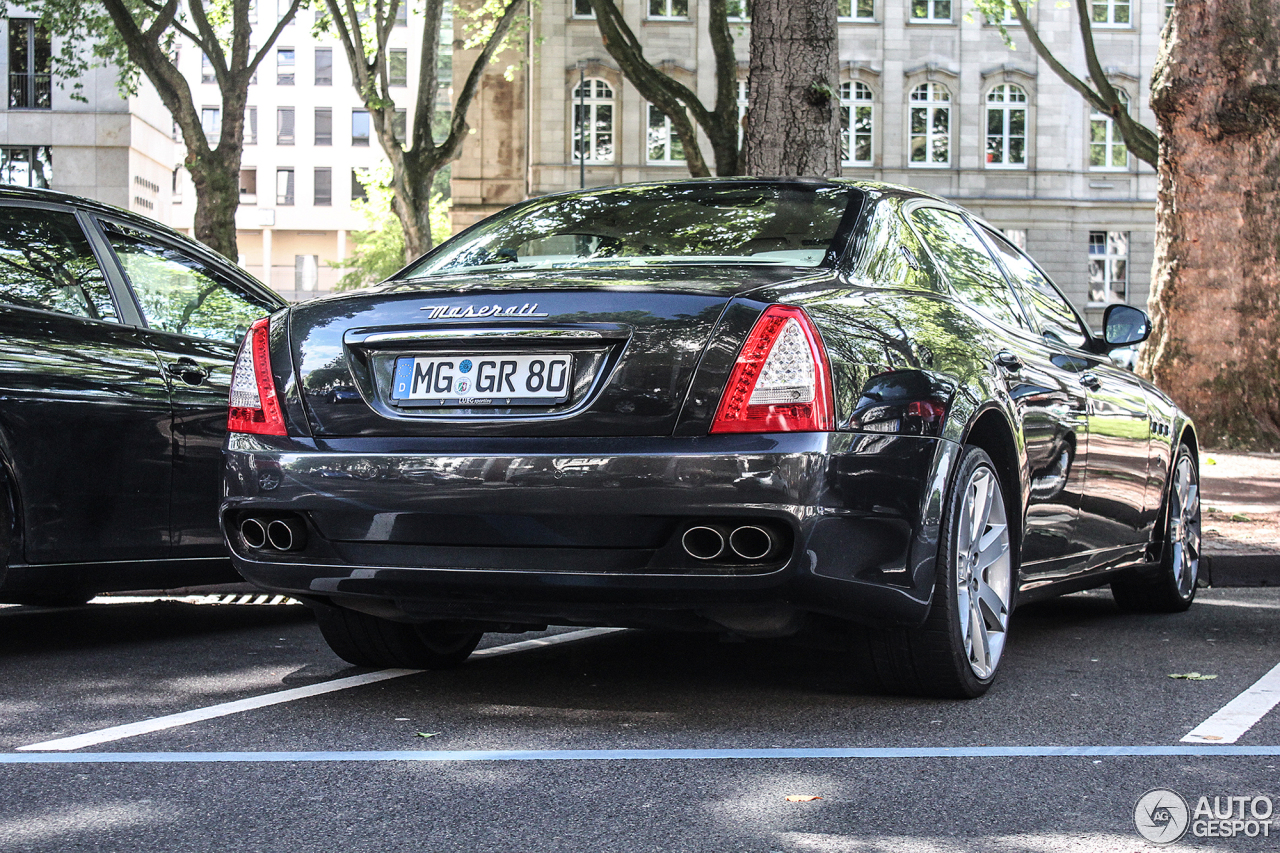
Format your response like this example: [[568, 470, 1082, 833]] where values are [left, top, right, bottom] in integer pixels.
[[681, 526, 726, 560], [266, 517, 307, 552], [240, 517, 267, 550], [729, 526, 775, 561]]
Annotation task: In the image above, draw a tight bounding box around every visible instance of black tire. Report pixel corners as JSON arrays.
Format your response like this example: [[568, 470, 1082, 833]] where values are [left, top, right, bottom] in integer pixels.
[[857, 446, 1016, 699], [313, 605, 483, 669], [1111, 444, 1200, 613]]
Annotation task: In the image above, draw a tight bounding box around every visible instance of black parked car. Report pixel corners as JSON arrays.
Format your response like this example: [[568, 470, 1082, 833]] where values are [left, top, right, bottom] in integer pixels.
[[0, 187, 285, 605], [221, 180, 1200, 697]]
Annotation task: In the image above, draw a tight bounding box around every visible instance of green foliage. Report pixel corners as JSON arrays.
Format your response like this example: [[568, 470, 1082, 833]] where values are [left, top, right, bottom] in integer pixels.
[[333, 165, 453, 291]]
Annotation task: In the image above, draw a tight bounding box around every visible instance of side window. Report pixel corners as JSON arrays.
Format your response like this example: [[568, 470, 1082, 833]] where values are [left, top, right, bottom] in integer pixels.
[[0, 207, 117, 321], [101, 222, 273, 344], [911, 207, 1027, 330], [983, 228, 1089, 349]]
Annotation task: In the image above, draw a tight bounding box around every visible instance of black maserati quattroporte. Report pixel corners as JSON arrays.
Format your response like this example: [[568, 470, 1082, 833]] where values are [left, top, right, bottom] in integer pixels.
[[222, 180, 1200, 697]]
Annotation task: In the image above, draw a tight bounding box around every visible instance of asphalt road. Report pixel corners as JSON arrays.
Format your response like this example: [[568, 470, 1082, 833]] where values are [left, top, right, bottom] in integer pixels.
[[0, 588, 1277, 852]]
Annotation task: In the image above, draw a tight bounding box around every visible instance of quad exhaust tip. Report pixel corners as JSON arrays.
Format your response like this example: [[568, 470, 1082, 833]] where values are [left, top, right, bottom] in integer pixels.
[[681, 524, 778, 562], [240, 514, 307, 553]]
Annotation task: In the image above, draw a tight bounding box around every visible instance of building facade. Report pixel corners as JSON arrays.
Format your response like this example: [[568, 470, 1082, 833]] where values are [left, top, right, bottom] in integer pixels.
[[452, 0, 1165, 326]]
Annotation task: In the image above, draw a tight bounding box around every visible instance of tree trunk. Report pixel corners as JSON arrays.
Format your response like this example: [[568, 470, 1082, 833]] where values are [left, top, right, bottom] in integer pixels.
[[742, 0, 840, 176], [1143, 0, 1280, 449], [187, 152, 242, 261]]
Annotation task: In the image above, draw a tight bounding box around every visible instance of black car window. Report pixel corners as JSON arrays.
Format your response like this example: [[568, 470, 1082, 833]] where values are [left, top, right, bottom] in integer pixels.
[[102, 222, 274, 344], [911, 207, 1029, 331], [0, 206, 117, 322], [982, 228, 1090, 350]]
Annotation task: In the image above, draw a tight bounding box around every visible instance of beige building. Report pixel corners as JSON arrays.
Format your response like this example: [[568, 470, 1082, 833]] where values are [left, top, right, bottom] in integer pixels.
[[453, 0, 1164, 326]]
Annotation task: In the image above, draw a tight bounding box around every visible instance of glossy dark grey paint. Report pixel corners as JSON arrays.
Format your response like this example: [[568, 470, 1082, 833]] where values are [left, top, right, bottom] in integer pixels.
[[222, 179, 1194, 635], [0, 188, 285, 602]]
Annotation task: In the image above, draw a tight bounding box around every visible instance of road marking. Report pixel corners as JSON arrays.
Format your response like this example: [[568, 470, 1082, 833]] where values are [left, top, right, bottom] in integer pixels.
[[1195, 599, 1280, 611], [3, 745, 1280, 765], [17, 627, 624, 753], [1183, 660, 1280, 744], [88, 595, 301, 606]]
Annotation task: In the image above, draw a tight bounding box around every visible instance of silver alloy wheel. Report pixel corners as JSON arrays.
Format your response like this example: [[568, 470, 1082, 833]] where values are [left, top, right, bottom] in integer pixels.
[[955, 465, 1013, 680], [1168, 452, 1201, 599]]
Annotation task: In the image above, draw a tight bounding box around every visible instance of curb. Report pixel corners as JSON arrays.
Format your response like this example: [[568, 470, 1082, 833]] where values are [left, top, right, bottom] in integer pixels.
[[1204, 554, 1280, 588]]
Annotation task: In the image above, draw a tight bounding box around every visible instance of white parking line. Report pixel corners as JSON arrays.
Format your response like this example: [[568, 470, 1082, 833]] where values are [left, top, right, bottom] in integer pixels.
[[1183, 660, 1280, 744], [17, 627, 624, 753]]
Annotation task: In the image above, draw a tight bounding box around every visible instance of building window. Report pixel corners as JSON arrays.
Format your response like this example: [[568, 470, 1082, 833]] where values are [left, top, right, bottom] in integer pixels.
[[395, 3, 408, 25], [277, 107, 295, 145], [315, 47, 332, 85], [910, 0, 951, 22], [645, 104, 685, 164], [389, 49, 408, 86], [239, 168, 257, 200], [727, 0, 750, 21], [1090, 92, 1129, 170], [276, 168, 295, 205], [572, 0, 595, 16], [1088, 231, 1128, 305], [838, 0, 874, 20], [909, 82, 950, 166], [277, 48, 295, 84], [315, 107, 332, 145], [1002, 228, 1027, 250], [1092, 0, 1130, 26], [201, 107, 221, 143], [1164, 0, 1174, 20], [393, 108, 407, 140], [201, 52, 215, 84], [0, 146, 52, 188], [572, 78, 614, 164], [246, 106, 258, 145], [8, 20, 51, 109], [295, 255, 319, 292], [985, 84, 1027, 168], [737, 80, 749, 146], [352, 109, 370, 146], [648, 0, 689, 19], [840, 81, 873, 165], [351, 168, 369, 202], [314, 168, 332, 206]]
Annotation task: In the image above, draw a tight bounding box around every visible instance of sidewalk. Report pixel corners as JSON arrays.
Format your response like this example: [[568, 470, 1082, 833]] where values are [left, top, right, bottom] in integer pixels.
[[1199, 450, 1280, 587]]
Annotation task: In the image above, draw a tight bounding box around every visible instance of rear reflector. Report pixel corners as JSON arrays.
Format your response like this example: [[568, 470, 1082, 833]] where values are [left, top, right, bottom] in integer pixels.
[[711, 305, 835, 434], [227, 316, 286, 436]]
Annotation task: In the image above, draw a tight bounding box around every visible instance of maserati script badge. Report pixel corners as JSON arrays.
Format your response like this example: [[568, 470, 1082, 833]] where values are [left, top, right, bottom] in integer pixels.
[[419, 303, 550, 320]]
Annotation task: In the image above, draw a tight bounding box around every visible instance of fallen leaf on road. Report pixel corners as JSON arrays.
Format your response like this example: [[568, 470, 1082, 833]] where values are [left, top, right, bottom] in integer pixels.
[[415, 731, 441, 738], [785, 796, 822, 802], [1169, 673, 1218, 680], [1205, 457, 1217, 465], [1231, 513, 1252, 523]]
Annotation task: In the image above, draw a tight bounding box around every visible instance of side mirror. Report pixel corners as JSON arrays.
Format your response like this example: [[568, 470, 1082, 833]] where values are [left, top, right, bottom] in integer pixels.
[[1102, 304, 1151, 348]]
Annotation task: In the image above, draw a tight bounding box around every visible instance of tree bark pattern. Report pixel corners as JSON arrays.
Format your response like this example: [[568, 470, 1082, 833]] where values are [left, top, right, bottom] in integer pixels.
[[1144, 0, 1280, 448], [743, 0, 840, 177]]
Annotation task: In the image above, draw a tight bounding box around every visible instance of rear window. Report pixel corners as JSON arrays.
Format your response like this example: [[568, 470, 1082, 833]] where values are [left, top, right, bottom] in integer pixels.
[[404, 183, 859, 277]]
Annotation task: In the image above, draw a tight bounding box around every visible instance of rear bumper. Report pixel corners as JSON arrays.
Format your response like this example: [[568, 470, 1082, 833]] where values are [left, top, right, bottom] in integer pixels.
[[221, 431, 958, 633]]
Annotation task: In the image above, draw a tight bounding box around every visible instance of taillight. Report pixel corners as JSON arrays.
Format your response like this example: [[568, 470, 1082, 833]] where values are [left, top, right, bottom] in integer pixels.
[[711, 305, 835, 434], [227, 316, 286, 436]]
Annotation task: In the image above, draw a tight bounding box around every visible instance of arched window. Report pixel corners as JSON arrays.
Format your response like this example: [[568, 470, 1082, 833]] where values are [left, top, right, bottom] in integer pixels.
[[909, 82, 950, 167], [646, 104, 685, 164], [1089, 91, 1129, 170], [572, 78, 615, 164], [985, 84, 1027, 167], [840, 81, 874, 165]]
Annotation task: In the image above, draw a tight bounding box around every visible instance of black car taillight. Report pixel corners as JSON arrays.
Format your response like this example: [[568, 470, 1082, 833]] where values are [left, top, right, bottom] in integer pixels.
[[710, 305, 835, 434], [228, 316, 287, 436]]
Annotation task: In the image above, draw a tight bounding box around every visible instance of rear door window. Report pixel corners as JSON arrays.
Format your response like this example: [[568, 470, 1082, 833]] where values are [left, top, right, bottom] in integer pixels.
[[0, 206, 117, 321], [911, 207, 1029, 331], [101, 221, 274, 344], [982, 228, 1089, 350]]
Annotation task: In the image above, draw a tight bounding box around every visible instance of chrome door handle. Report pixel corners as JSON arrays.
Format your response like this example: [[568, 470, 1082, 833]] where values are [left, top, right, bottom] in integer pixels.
[[166, 359, 211, 385], [994, 351, 1023, 372], [1079, 371, 1101, 390]]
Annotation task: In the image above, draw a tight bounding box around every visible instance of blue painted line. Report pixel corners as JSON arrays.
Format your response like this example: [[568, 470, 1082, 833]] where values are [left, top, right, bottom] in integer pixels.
[[1, 745, 1278, 764]]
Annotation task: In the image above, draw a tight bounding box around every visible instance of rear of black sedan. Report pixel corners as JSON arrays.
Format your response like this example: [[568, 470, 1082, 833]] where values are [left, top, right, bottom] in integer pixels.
[[221, 180, 1189, 698]]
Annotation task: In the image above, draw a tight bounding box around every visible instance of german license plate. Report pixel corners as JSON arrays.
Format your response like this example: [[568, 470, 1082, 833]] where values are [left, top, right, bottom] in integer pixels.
[[390, 354, 573, 406]]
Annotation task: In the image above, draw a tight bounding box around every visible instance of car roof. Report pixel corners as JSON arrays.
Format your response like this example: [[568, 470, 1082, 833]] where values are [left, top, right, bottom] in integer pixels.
[[0, 184, 199, 245]]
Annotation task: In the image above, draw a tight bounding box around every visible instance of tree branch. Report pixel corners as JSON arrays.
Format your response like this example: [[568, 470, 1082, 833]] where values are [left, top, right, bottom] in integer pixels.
[[441, 0, 527, 162]]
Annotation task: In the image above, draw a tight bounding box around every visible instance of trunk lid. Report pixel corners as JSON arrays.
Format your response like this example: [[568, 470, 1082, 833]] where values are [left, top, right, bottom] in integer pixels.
[[291, 267, 819, 437]]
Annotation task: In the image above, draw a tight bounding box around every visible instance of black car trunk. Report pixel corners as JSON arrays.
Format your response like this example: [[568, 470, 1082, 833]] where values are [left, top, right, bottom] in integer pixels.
[[291, 267, 815, 437]]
